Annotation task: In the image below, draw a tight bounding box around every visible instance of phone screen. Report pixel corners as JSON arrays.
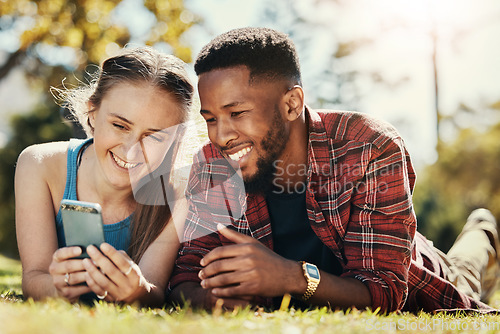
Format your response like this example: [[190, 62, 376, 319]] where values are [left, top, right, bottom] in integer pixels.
[[60, 199, 105, 259]]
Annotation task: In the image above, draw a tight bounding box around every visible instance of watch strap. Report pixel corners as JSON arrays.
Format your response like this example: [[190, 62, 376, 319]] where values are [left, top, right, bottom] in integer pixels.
[[300, 261, 320, 301]]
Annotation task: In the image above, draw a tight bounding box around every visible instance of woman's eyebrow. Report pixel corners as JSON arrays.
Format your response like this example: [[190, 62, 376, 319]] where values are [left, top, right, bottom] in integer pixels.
[[110, 113, 133, 125]]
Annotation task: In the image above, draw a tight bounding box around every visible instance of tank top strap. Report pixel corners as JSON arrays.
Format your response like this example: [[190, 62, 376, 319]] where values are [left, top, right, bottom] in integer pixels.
[[62, 138, 93, 201]]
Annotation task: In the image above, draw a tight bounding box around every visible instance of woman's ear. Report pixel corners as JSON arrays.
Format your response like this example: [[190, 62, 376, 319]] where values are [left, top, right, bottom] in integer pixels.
[[284, 85, 305, 121], [87, 101, 96, 131]]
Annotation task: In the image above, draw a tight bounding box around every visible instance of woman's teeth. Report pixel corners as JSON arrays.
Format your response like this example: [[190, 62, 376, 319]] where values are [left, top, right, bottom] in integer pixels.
[[228, 146, 252, 161], [112, 152, 138, 169]]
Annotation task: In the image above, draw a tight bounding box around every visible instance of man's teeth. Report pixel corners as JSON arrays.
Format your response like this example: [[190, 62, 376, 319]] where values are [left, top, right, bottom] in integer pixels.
[[228, 146, 252, 161], [112, 153, 138, 169]]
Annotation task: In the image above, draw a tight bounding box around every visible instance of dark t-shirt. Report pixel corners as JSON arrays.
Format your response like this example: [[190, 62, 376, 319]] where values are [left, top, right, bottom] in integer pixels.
[[266, 189, 343, 308]]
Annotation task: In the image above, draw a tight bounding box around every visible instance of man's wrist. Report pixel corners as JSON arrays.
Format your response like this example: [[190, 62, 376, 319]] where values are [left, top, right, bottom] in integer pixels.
[[298, 261, 321, 301], [286, 260, 308, 296]]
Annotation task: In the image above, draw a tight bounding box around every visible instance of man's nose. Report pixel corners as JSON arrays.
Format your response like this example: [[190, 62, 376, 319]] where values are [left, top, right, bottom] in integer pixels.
[[214, 118, 237, 148]]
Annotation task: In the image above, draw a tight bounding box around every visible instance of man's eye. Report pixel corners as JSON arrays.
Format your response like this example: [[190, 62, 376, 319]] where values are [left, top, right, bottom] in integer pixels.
[[113, 123, 126, 130], [231, 111, 245, 117], [205, 118, 216, 123]]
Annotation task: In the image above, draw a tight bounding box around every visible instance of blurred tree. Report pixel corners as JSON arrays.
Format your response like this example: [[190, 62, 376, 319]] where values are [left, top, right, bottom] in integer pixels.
[[0, 0, 195, 86], [0, 0, 196, 257], [0, 104, 72, 257], [413, 122, 500, 252], [256, 0, 406, 111]]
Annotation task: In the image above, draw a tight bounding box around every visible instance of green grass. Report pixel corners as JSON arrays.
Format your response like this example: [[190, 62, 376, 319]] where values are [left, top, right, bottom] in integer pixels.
[[2, 254, 500, 334]]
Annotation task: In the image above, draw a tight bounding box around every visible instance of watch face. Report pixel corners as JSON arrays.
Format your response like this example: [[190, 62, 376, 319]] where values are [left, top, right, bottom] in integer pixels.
[[305, 263, 320, 279]]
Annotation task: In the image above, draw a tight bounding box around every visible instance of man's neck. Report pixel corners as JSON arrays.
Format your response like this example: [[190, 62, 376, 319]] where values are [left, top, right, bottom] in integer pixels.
[[273, 110, 309, 190]]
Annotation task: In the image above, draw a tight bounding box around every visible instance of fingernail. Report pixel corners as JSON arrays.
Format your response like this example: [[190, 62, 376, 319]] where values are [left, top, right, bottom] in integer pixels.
[[100, 243, 111, 252], [200, 280, 206, 288], [198, 270, 204, 279], [217, 223, 224, 231], [200, 258, 205, 266], [87, 245, 96, 255]]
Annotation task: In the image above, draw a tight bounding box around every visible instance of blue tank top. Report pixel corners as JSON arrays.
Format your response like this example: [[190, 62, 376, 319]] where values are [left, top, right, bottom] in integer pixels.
[[55, 138, 132, 251]]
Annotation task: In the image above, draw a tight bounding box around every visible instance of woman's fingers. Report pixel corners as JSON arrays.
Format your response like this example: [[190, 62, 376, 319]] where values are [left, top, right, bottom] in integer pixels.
[[49, 247, 93, 301], [49, 257, 86, 281], [60, 271, 88, 287], [57, 282, 92, 300], [84, 244, 144, 302], [85, 271, 111, 302], [100, 244, 136, 277], [82, 251, 119, 293], [52, 246, 82, 263]]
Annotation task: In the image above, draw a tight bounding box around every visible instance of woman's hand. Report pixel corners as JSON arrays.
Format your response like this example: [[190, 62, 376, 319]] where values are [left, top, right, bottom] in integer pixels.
[[48, 246, 92, 302], [83, 243, 153, 303]]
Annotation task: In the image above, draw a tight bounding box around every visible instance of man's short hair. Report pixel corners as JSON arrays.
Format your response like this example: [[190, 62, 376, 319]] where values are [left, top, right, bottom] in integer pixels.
[[194, 27, 302, 85]]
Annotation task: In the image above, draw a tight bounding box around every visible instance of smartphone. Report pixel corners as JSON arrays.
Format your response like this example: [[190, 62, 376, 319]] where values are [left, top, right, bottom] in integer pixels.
[[60, 199, 105, 259]]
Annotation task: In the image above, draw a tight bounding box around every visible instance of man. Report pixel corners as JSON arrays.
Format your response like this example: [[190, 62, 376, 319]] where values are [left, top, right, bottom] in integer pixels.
[[168, 27, 499, 312]]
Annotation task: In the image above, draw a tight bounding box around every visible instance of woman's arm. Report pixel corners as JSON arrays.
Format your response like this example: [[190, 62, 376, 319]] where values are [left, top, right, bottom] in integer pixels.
[[15, 143, 91, 301]]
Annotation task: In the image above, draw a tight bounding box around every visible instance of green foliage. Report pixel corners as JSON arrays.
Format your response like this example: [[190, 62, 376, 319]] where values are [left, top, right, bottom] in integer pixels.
[[0, 0, 196, 89], [0, 104, 73, 258], [413, 124, 500, 252], [0, 254, 22, 294]]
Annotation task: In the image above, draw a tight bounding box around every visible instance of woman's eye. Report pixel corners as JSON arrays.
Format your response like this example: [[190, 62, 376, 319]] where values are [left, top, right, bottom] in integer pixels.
[[144, 132, 166, 143], [149, 135, 163, 142], [113, 123, 126, 130]]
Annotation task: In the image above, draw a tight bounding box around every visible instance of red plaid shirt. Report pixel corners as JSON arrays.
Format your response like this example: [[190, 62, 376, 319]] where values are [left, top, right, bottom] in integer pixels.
[[169, 108, 492, 312]]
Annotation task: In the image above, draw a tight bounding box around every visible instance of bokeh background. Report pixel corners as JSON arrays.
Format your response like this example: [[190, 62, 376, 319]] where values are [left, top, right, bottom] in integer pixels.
[[1, 0, 499, 258]]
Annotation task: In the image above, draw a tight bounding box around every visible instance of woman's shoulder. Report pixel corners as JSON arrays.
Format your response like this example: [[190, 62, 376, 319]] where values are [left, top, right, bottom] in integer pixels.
[[16, 141, 70, 175], [18, 141, 70, 164]]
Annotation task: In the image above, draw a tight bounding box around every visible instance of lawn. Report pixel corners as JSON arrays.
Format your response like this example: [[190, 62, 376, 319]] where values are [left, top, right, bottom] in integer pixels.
[[2, 254, 500, 334]]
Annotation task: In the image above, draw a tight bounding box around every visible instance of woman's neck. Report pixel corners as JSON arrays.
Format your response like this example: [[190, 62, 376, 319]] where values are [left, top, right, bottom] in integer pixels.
[[77, 145, 136, 224]]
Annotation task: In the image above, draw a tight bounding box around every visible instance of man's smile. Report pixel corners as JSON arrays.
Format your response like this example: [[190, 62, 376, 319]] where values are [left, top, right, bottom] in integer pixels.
[[227, 146, 253, 162]]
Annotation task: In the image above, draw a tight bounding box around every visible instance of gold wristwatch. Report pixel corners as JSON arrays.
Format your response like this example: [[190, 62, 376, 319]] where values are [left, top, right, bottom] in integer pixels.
[[300, 261, 320, 301]]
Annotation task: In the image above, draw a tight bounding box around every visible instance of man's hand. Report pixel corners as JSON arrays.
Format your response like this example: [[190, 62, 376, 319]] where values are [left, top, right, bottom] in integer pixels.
[[198, 224, 305, 299]]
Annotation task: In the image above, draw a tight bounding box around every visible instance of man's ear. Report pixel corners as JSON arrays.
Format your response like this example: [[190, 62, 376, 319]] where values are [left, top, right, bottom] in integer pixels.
[[284, 85, 305, 121]]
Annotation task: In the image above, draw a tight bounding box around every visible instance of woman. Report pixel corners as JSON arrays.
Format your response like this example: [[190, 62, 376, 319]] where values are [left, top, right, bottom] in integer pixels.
[[14, 47, 194, 307]]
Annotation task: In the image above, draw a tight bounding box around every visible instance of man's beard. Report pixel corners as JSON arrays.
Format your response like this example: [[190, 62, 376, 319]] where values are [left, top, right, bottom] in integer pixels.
[[244, 106, 288, 194]]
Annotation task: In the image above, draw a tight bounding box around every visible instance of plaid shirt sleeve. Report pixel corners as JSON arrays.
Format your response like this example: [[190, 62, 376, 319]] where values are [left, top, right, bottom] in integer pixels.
[[340, 134, 416, 312]]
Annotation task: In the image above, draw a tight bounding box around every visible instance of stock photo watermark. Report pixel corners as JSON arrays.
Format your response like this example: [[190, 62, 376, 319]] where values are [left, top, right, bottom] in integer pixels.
[[365, 318, 500, 331], [271, 160, 401, 195]]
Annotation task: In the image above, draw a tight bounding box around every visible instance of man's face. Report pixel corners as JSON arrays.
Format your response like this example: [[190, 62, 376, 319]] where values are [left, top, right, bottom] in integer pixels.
[[198, 66, 290, 193]]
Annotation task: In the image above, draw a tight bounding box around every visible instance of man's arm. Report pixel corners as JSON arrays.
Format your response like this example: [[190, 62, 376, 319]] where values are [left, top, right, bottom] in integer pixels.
[[198, 224, 372, 309]]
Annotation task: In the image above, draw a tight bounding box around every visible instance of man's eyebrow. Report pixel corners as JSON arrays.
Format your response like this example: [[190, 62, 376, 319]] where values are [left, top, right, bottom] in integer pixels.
[[222, 101, 244, 108], [200, 101, 246, 115], [109, 113, 162, 133]]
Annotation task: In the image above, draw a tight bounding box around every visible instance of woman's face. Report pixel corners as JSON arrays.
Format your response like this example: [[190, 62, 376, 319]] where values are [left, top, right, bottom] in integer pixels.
[[89, 81, 184, 192]]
